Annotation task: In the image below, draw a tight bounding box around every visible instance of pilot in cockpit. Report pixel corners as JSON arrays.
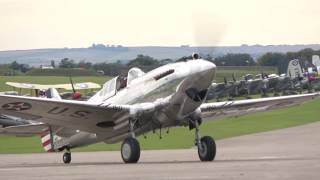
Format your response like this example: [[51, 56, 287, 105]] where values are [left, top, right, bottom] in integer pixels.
[[117, 76, 127, 91]]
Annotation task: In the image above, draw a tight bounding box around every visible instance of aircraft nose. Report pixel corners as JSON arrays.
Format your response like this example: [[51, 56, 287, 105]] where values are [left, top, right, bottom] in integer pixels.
[[189, 59, 216, 73], [189, 59, 216, 79], [201, 60, 216, 72], [173, 60, 216, 116]]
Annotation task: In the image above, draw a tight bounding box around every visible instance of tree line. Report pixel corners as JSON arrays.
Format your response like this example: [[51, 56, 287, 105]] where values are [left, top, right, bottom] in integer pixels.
[[1, 48, 320, 76]]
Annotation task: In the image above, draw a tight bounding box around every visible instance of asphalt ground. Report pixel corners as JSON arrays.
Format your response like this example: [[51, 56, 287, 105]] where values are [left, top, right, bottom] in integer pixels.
[[1, 121, 320, 180]]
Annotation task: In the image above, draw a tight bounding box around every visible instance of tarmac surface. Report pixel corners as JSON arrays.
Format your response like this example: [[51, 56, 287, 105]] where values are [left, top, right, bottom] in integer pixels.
[[1, 122, 320, 180]]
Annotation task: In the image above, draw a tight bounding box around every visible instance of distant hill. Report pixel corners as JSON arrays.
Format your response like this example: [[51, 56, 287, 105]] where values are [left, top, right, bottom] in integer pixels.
[[1, 44, 320, 66]]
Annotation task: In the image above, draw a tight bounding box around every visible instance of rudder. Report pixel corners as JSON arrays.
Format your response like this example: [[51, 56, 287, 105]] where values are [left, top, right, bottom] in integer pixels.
[[40, 126, 55, 152]]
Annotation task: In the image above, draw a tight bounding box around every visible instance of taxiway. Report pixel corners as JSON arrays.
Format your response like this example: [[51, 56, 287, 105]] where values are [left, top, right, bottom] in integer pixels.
[[1, 121, 320, 180]]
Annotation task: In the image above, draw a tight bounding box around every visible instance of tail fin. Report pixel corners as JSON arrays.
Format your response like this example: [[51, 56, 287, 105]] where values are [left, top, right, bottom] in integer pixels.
[[40, 127, 55, 152], [287, 59, 303, 79], [312, 55, 320, 74], [312, 55, 320, 66]]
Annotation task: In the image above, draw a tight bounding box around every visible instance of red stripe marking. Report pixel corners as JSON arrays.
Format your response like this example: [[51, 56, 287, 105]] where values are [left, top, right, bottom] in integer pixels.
[[42, 140, 51, 147], [40, 130, 50, 137]]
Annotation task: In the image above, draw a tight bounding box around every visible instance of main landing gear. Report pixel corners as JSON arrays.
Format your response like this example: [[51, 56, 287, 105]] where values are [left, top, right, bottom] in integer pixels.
[[121, 117, 141, 163], [63, 148, 71, 164], [121, 137, 140, 163], [193, 119, 216, 161], [119, 116, 216, 163]]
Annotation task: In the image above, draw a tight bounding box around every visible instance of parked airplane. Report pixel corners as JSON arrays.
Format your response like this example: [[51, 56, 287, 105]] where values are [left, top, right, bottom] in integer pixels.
[[312, 55, 320, 74], [0, 55, 318, 164], [5, 80, 101, 100]]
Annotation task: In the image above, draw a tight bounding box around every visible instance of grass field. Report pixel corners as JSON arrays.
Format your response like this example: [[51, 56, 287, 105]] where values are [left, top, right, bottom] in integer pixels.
[[214, 66, 277, 82], [26, 68, 98, 76], [0, 98, 319, 153]]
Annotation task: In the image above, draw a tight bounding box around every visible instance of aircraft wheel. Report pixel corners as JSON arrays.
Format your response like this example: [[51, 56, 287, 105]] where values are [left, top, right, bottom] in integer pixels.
[[121, 137, 140, 163], [63, 152, 71, 164], [198, 136, 216, 161]]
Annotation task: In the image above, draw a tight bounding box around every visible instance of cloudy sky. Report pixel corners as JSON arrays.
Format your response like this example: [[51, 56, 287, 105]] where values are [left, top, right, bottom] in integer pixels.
[[0, 0, 319, 50]]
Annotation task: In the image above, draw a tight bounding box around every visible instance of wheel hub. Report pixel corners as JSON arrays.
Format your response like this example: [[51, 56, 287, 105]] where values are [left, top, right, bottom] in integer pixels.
[[199, 143, 208, 158], [122, 143, 132, 160]]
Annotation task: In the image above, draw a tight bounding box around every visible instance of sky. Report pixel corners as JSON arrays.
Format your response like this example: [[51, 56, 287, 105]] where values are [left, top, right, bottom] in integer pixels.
[[0, 0, 320, 50]]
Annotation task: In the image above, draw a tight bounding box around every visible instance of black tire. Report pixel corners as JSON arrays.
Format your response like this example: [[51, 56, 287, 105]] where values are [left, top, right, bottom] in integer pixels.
[[121, 137, 140, 163], [63, 152, 71, 164], [198, 136, 216, 161]]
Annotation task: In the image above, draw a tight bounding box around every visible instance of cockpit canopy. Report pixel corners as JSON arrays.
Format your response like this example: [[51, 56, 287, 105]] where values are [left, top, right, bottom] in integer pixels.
[[88, 67, 145, 103], [127, 67, 145, 86]]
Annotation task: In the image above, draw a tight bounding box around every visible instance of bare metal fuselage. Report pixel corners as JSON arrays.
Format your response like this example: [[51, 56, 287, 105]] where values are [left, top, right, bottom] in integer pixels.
[[54, 60, 216, 148]]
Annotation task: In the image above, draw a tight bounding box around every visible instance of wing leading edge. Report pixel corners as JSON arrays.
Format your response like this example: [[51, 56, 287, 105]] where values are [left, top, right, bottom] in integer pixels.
[[201, 93, 319, 120]]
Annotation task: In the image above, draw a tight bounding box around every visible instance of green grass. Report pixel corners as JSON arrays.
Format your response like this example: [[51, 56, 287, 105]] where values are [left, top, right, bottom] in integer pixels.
[[26, 68, 98, 76], [215, 66, 277, 82], [1, 99, 319, 153]]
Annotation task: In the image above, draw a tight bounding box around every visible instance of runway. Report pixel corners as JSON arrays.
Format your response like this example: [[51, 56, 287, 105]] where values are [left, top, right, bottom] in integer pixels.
[[1, 122, 320, 180]]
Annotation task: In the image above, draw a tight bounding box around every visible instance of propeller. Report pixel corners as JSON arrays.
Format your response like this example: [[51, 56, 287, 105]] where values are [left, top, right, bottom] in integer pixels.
[[261, 71, 266, 79], [232, 73, 236, 82], [69, 76, 81, 100], [223, 77, 228, 84], [69, 76, 76, 94], [192, 10, 226, 62]]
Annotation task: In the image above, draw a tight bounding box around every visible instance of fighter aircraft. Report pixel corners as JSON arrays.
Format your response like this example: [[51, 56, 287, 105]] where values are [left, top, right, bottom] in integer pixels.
[[0, 54, 318, 164], [303, 55, 320, 91], [207, 76, 238, 101], [207, 73, 250, 101]]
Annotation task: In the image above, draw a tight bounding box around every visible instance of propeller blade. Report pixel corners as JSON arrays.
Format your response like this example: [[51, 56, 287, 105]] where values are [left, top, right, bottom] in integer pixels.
[[232, 73, 236, 82], [69, 76, 76, 93]]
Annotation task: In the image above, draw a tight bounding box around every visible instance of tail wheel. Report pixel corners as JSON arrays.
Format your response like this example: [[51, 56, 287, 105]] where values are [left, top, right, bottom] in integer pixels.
[[121, 137, 140, 163], [63, 152, 71, 164], [198, 136, 216, 161]]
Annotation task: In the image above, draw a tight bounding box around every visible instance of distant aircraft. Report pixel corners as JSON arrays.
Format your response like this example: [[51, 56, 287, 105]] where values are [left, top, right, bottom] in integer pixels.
[[255, 59, 304, 96], [5, 80, 101, 100], [312, 55, 320, 74], [0, 54, 317, 164], [207, 76, 239, 101]]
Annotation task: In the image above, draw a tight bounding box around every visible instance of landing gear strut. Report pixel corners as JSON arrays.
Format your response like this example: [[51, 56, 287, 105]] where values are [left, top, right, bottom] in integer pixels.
[[193, 119, 216, 161], [63, 148, 71, 164], [121, 117, 140, 163]]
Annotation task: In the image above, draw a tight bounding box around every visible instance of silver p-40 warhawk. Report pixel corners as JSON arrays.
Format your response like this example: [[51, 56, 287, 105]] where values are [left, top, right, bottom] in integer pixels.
[[0, 55, 318, 164]]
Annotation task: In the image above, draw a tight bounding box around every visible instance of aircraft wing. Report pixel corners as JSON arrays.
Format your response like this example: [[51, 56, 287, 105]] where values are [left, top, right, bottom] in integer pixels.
[[0, 95, 131, 134], [6, 82, 45, 90], [6, 82, 101, 90], [201, 93, 319, 120], [54, 82, 101, 90]]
